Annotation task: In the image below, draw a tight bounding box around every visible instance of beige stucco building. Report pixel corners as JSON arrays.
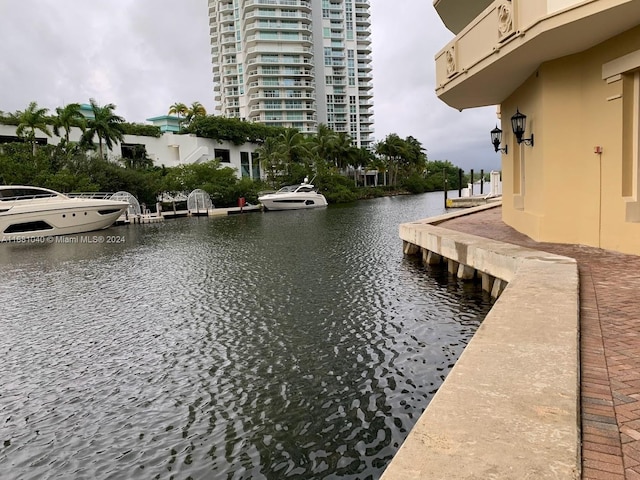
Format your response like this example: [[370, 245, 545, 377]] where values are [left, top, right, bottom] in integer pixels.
[[434, 0, 640, 255]]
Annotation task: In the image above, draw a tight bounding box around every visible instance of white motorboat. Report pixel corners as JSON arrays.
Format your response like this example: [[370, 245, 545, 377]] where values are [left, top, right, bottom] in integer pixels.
[[0, 186, 129, 241], [258, 179, 328, 211]]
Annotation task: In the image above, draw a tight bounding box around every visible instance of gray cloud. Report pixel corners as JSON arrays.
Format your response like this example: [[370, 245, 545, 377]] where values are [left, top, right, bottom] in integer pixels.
[[0, 0, 500, 171]]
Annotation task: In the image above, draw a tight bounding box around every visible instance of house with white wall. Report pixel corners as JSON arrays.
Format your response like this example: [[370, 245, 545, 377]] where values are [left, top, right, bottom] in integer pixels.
[[0, 119, 262, 181]]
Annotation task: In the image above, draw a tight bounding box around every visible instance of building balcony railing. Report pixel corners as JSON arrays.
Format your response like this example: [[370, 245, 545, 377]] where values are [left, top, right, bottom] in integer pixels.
[[245, 33, 312, 44], [247, 80, 315, 88], [434, 0, 640, 110], [246, 45, 313, 55], [245, 21, 312, 32], [243, 0, 311, 10], [245, 11, 312, 20], [246, 56, 313, 66]]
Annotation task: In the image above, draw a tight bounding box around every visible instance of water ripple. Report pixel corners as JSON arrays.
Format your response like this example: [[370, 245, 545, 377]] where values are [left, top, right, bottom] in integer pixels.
[[0, 192, 492, 479]]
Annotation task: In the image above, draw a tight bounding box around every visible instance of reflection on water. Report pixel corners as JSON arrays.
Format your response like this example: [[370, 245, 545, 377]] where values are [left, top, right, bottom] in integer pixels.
[[0, 192, 493, 479]]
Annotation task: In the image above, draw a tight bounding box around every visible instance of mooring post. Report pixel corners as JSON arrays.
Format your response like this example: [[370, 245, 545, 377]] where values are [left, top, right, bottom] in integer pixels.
[[444, 168, 448, 207]]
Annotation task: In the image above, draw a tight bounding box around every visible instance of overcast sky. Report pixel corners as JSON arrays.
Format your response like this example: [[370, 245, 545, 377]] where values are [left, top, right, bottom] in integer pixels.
[[0, 0, 501, 171]]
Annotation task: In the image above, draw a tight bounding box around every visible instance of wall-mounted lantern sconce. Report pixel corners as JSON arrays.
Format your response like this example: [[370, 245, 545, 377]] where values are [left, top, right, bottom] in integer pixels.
[[511, 108, 534, 146], [490, 125, 508, 154]]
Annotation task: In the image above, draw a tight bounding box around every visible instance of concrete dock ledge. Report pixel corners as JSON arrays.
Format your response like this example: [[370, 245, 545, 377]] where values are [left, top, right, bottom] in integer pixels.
[[382, 204, 580, 479]]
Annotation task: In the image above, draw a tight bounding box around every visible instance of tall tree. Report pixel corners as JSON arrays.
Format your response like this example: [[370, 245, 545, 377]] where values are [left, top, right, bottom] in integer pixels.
[[308, 124, 337, 171], [168, 102, 188, 119], [15, 101, 51, 155], [403, 135, 428, 176], [352, 146, 375, 185], [168, 102, 188, 129], [53, 103, 85, 144], [375, 133, 406, 186], [185, 101, 207, 125], [332, 132, 356, 170], [255, 136, 285, 187], [278, 128, 307, 176], [80, 98, 125, 159]]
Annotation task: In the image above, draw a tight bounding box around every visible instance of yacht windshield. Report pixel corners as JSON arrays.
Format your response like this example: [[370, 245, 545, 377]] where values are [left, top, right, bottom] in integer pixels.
[[276, 185, 299, 193], [0, 188, 58, 201]]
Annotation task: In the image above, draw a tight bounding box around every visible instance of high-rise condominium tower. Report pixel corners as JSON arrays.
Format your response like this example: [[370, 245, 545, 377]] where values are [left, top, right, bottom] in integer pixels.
[[208, 0, 374, 149]]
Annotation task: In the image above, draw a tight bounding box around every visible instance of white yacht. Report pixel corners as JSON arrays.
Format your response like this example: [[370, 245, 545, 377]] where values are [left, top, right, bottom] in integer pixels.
[[258, 179, 328, 211], [0, 186, 129, 241]]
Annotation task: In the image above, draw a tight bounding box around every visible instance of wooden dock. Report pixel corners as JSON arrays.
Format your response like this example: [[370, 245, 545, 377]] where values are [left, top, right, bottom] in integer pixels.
[[115, 213, 165, 225], [161, 205, 262, 219]]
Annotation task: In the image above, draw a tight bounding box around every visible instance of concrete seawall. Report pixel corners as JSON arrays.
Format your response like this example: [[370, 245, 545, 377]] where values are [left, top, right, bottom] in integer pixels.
[[382, 204, 580, 479]]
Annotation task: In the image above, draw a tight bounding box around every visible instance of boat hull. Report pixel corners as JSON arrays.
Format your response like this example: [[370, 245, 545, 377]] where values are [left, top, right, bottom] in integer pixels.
[[0, 198, 129, 242], [258, 193, 328, 211]]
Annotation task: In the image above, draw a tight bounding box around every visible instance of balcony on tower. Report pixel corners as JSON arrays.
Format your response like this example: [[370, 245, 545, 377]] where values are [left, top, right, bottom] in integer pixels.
[[434, 0, 640, 110]]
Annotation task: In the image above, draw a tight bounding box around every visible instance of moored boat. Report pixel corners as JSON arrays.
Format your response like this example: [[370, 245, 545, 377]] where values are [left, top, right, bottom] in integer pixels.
[[0, 186, 129, 241], [258, 179, 328, 211]]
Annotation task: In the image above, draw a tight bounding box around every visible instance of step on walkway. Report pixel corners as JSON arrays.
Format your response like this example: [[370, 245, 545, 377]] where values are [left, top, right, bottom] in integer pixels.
[[439, 206, 640, 479]]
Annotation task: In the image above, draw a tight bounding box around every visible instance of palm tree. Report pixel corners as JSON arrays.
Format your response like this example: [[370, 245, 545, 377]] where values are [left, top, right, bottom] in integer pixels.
[[351, 146, 375, 186], [403, 136, 428, 177], [168, 102, 188, 118], [332, 132, 356, 171], [168, 102, 188, 129], [185, 101, 207, 125], [255, 137, 285, 187], [15, 101, 51, 155], [308, 124, 338, 171], [80, 98, 125, 159], [375, 134, 407, 186], [277, 128, 308, 177], [53, 103, 85, 144]]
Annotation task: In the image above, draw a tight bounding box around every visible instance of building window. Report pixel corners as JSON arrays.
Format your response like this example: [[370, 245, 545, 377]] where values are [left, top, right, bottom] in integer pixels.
[[241, 151, 250, 178], [251, 152, 260, 179], [215, 149, 231, 163]]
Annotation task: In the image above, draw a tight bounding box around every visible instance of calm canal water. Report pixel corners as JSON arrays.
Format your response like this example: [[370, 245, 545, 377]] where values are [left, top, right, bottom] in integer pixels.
[[0, 191, 493, 480]]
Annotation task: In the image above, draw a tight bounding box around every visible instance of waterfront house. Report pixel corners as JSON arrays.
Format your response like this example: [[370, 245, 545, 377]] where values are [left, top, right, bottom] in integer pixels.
[[0, 117, 262, 181]]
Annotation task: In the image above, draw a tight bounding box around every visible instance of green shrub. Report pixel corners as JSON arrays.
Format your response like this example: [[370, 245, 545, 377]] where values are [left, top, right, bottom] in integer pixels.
[[401, 173, 430, 194]]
